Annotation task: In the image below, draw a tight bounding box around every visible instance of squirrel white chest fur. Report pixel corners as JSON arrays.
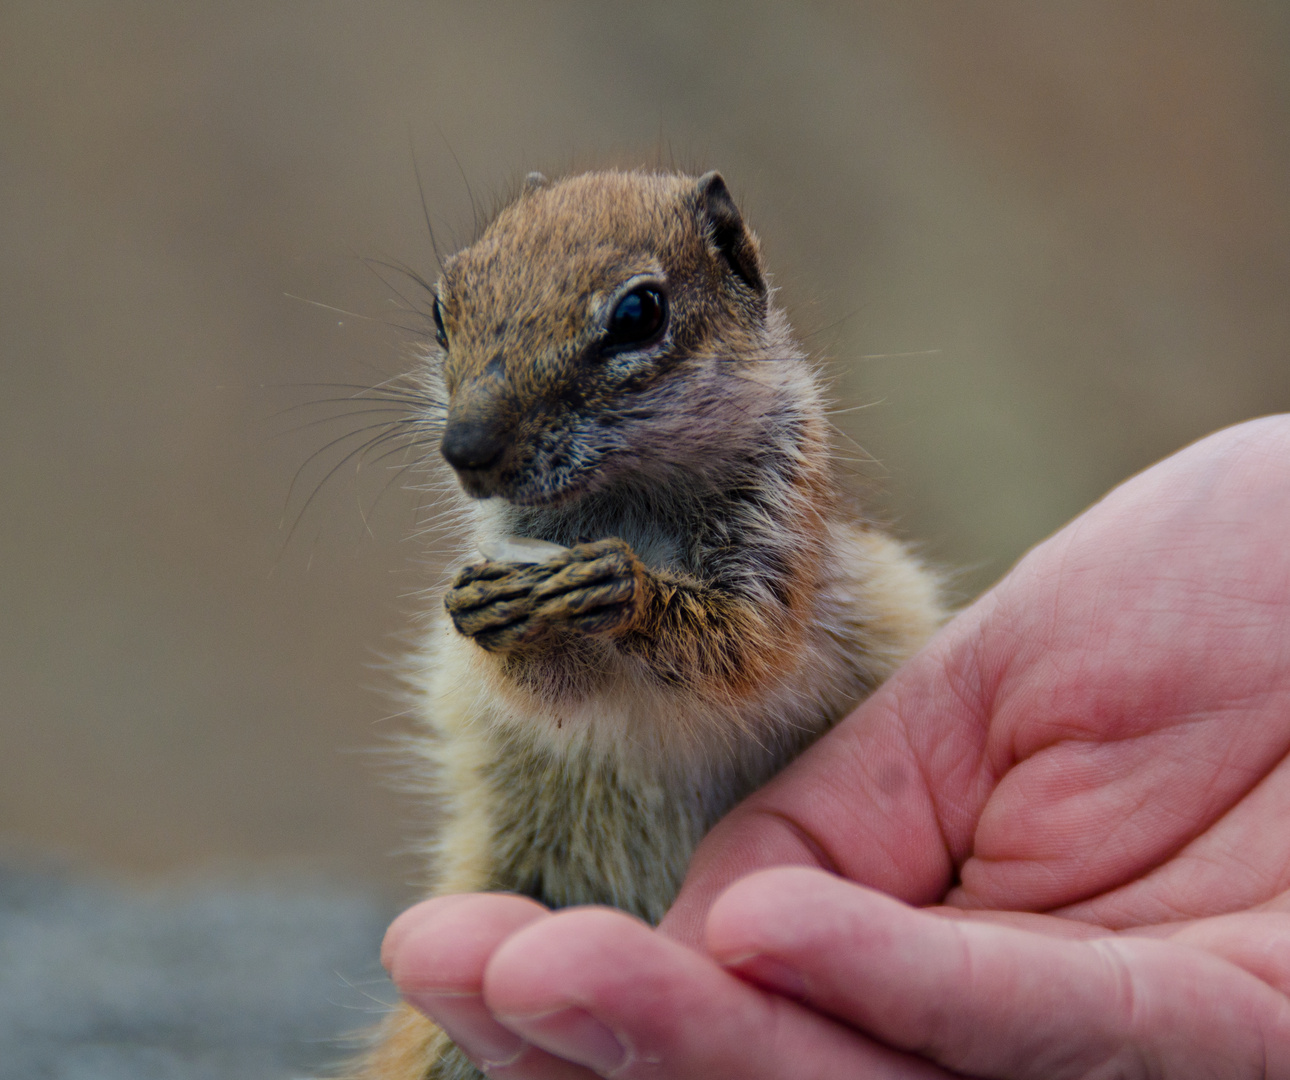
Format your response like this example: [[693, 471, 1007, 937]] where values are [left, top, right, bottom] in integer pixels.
[[357, 169, 943, 1080]]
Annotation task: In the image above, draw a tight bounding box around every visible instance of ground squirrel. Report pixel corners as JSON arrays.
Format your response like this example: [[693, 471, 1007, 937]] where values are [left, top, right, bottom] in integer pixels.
[[352, 169, 944, 1079]]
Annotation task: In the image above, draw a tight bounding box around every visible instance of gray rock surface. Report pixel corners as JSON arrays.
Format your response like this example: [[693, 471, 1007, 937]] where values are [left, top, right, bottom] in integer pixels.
[[0, 862, 395, 1080]]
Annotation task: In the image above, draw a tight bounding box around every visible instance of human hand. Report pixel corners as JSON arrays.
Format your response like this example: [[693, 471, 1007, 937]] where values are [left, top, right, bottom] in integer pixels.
[[386, 415, 1290, 1078]]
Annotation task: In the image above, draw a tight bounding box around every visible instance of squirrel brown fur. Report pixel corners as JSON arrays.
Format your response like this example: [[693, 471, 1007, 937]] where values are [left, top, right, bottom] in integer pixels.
[[350, 169, 945, 1079]]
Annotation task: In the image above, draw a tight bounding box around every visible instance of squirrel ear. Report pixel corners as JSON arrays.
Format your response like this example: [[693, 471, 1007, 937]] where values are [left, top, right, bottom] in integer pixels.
[[696, 171, 765, 296], [522, 171, 550, 195]]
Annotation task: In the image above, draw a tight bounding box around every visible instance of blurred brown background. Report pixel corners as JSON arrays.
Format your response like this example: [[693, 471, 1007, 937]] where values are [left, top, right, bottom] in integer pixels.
[[2, 1, 1288, 902]]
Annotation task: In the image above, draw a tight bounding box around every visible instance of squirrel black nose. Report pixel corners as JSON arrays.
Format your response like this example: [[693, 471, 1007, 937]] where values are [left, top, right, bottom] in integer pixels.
[[441, 419, 507, 472]]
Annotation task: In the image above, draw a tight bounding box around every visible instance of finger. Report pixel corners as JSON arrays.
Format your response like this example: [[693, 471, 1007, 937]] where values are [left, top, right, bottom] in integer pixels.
[[1164, 911, 1290, 997], [450, 596, 535, 636], [1053, 748, 1290, 928], [445, 572, 539, 612], [530, 555, 628, 602], [482, 906, 953, 1079], [474, 618, 549, 653], [452, 560, 519, 586], [381, 893, 495, 971], [707, 867, 1290, 1079], [536, 577, 635, 619], [386, 893, 597, 1077]]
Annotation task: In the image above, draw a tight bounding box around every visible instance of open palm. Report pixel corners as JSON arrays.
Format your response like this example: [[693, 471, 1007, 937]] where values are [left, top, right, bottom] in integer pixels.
[[384, 415, 1290, 1078]]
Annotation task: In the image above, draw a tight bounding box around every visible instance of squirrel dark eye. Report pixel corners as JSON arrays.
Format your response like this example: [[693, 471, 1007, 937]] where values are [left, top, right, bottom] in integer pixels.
[[605, 286, 667, 350], [432, 298, 449, 349]]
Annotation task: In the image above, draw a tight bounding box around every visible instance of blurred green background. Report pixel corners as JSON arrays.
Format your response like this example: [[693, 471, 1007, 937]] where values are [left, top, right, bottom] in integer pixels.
[[3, 1, 1288, 901]]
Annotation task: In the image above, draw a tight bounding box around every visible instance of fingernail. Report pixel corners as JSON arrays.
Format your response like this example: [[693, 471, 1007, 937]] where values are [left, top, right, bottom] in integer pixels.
[[500, 1006, 626, 1074], [722, 953, 808, 999], [404, 991, 525, 1069]]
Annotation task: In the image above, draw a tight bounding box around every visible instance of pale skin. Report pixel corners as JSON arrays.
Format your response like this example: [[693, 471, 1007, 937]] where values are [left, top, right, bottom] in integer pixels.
[[383, 414, 1290, 1079]]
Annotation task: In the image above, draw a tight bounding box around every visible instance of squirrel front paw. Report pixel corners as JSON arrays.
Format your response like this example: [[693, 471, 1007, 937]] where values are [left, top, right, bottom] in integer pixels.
[[444, 538, 647, 653]]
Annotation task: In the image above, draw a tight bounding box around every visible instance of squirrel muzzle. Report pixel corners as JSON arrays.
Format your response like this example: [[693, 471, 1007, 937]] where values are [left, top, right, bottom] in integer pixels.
[[440, 416, 506, 472], [441, 379, 526, 498], [440, 388, 514, 495]]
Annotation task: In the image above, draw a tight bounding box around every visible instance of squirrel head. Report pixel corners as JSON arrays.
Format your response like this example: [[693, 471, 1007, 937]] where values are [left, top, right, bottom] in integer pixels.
[[430, 170, 781, 506]]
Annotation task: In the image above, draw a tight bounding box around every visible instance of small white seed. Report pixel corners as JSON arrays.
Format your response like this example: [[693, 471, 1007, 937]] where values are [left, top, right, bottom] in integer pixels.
[[478, 535, 571, 564]]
